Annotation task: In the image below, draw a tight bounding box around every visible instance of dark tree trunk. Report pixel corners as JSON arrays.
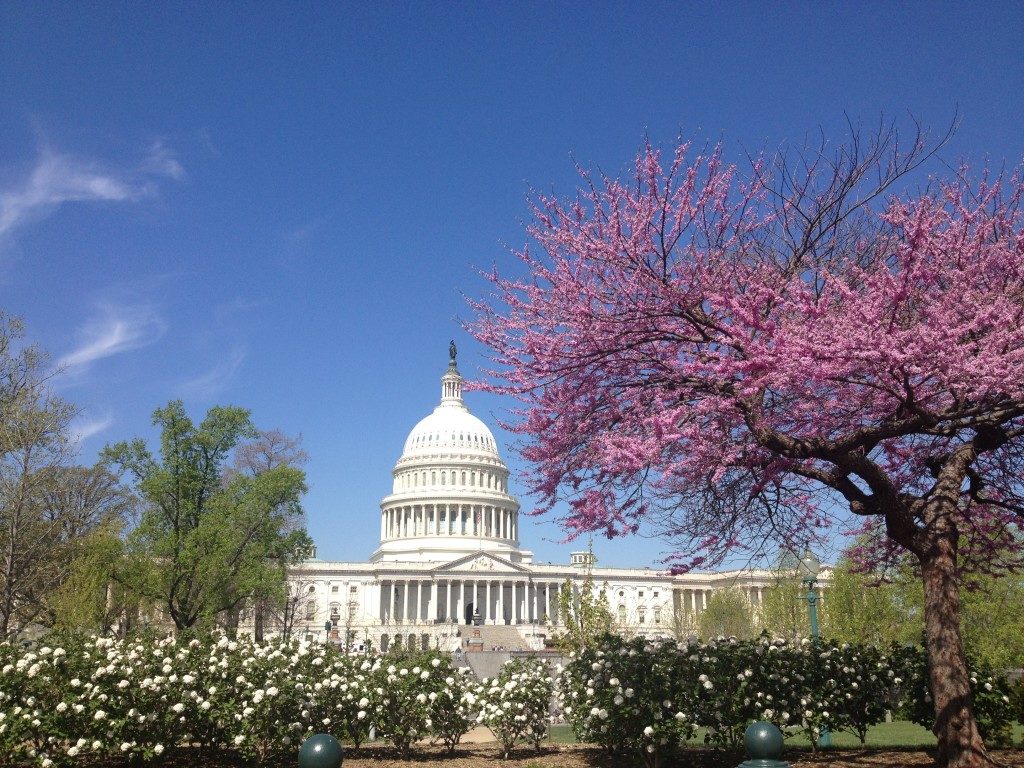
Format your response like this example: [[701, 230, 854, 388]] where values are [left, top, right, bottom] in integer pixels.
[[254, 601, 265, 642], [919, 534, 992, 768]]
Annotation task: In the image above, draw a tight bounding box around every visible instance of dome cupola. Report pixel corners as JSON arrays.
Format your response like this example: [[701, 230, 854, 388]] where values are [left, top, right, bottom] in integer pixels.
[[370, 342, 530, 565]]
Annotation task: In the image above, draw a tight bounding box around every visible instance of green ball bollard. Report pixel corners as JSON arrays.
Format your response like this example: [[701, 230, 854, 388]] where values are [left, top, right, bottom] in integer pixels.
[[298, 733, 343, 768], [737, 721, 789, 768]]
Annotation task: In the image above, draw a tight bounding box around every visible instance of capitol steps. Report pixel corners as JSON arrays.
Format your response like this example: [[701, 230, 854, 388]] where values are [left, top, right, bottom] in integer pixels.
[[462, 623, 532, 652]]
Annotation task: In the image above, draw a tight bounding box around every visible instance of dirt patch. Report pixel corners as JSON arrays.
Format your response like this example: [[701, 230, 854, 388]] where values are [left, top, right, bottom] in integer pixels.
[[30, 744, 1024, 768]]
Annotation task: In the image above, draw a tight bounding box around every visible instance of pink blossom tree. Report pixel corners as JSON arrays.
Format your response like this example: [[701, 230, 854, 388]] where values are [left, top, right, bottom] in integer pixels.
[[470, 125, 1024, 768]]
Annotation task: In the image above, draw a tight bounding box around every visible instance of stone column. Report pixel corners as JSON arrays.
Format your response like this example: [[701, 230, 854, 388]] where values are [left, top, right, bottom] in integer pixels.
[[531, 581, 538, 622], [389, 581, 397, 623], [497, 580, 504, 624], [512, 581, 518, 623], [430, 580, 438, 623]]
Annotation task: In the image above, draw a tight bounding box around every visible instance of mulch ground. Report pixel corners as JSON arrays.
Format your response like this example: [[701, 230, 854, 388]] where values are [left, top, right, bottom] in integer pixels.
[[17, 743, 1024, 767], [328, 744, 1024, 768]]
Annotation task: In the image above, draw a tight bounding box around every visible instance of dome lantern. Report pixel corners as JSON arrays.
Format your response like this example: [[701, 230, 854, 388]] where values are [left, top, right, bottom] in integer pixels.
[[440, 339, 463, 405]]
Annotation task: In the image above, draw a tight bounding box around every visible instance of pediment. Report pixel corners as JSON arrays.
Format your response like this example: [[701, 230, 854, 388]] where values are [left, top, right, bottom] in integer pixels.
[[432, 551, 530, 574]]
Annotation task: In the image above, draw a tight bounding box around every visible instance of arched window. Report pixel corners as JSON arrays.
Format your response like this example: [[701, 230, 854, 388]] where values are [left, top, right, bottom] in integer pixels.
[[407, 633, 417, 651], [421, 633, 430, 651], [617, 605, 626, 623], [441, 472, 446, 485], [462, 472, 467, 485], [380, 634, 390, 652], [305, 602, 316, 620], [431, 471, 436, 485]]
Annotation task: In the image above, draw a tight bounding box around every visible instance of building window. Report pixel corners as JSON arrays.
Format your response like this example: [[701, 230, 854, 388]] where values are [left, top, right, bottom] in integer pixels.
[[331, 586, 339, 593], [305, 603, 316, 620], [639, 590, 644, 597], [350, 586, 357, 593], [618, 590, 625, 597], [617, 605, 626, 622], [654, 608, 662, 624], [638, 610, 646, 624], [653, 591, 659, 598]]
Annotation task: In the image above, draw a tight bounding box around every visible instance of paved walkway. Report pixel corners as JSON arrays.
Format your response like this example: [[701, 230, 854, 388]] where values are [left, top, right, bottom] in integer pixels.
[[456, 726, 496, 744]]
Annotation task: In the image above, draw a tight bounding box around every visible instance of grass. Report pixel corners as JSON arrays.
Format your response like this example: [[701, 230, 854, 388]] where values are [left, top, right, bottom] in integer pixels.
[[545, 721, 1024, 749]]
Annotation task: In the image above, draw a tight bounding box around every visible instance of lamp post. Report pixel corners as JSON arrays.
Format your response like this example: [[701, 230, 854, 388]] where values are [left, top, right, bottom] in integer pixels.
[[797, 546, 831, 748]]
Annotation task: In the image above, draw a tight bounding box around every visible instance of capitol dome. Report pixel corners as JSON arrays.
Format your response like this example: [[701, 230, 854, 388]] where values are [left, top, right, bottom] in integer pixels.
[[369, 344, 530, 565]]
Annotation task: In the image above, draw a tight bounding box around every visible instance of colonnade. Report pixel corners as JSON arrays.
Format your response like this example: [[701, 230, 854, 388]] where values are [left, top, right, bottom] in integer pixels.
[[382, 503, 517, 541], [678, 586, 765, 612], [378, 578, 560, 625]]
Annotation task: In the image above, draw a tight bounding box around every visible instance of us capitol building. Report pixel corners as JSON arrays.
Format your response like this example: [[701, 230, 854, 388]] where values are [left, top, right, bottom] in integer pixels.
[[287, 346, 781, 652]]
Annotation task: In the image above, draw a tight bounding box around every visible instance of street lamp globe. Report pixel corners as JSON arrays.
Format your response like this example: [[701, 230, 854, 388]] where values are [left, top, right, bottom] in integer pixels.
[[797, 546, 820, 584]]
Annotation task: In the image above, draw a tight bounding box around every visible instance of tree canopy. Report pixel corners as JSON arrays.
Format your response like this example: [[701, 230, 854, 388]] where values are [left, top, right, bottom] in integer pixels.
[[105, 401, 309, 631], [471, 123, 1024, 767]]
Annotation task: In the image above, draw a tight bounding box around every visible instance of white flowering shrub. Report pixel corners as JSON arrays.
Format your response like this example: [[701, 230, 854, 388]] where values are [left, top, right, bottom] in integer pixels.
[[6, 628, 1013, 765], [428, 665, 477, 753], [1, 634, 356, 766], [311, 653, 374, 749], [825, 643, 893, 744], [890, 643, 1015, 748], [476, 657, 554, 759], [364, 651, 450, 758], [558, 636, 694, 768]]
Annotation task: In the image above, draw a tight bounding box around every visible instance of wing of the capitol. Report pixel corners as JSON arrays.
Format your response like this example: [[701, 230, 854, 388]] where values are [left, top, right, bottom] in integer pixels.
[[275, 348, 808, 653]]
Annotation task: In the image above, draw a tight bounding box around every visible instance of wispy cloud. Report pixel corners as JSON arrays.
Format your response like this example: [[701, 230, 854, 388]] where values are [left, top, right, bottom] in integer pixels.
[[59, 304, 165, 371], [180, 346, 247, 399], [0, 141, 184, 239], [141, 139, 185, 181], [70, 413, 114, 445]]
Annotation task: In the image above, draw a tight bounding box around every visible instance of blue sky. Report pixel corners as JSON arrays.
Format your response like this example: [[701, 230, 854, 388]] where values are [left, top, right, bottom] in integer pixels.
[[2, 3, 1022, 569]]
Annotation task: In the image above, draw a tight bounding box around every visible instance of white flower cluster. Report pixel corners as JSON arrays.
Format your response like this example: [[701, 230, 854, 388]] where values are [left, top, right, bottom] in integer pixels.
[[474, 657, 554, 759]]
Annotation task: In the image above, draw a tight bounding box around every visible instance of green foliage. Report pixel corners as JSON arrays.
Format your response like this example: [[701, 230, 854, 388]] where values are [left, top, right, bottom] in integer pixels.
[[105, 401, 308, 631], [696, 586, 756, 640], [824, 560, 919, 649], [824, 555, 1024, 673], [759, 575, 819, 643], [553, 576, 613, 653]]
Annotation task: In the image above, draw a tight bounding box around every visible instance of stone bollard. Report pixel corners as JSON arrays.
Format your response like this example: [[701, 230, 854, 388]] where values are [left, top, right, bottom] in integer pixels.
[[736, 721, 789, 768], [299, 733, 344, 768]]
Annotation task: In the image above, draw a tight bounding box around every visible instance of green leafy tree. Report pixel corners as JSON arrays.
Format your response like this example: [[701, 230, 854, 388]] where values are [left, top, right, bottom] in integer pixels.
[[553, 575, 613, 653], [824, 560, 920, 649], [0, 313, 75, 638], [824, 553, 1024, 672], [37, 464, 138, 633], [758, 575, 808, 643], [697, 586, 756, 640], [105, 401, 308, 631]]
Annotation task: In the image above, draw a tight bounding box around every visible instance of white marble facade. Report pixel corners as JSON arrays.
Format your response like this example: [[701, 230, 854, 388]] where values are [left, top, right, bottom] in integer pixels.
[[284, 348, 780, 651]]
